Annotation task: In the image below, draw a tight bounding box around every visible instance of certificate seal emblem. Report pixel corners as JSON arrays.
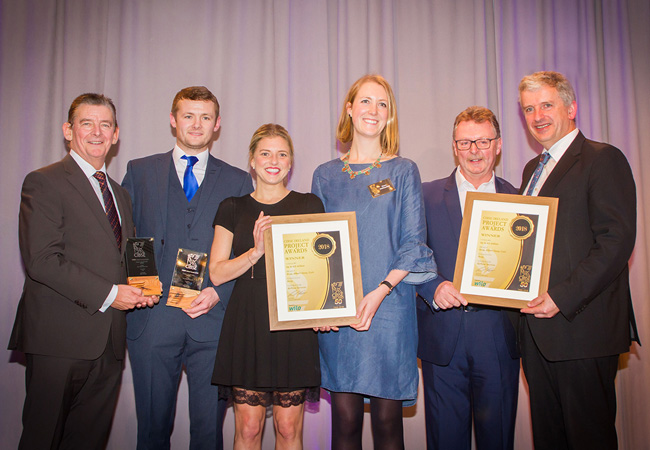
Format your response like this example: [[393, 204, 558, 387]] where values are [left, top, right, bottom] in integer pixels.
[[509, 215, 534, 240], [311, 233, 336, 258]]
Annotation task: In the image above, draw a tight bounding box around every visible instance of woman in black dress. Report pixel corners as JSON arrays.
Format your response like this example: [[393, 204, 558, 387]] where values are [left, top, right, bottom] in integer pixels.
[[209, 124, 322, 450]]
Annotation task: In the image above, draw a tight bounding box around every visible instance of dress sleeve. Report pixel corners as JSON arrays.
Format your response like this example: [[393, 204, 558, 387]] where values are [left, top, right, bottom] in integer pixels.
[[390, 161, 437, 285], [212, 197, 235, 231], [310, 167, 324, 205]]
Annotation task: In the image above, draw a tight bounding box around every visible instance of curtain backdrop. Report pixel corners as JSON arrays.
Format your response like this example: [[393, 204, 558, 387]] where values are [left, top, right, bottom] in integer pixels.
[[1, 1, 648, 448]]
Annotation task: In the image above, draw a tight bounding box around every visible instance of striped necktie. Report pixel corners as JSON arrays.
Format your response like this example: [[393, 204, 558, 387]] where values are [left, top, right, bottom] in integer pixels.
[[93, 171, 122, 248]]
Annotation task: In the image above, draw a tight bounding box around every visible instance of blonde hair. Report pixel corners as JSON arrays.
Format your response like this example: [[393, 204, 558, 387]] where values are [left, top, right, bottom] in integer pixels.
[[248, 123, 294, 166], [336, 74, 399, 155]]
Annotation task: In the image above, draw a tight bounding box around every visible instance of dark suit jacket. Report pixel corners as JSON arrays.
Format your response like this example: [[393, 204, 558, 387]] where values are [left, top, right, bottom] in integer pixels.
[[520, 131, 637, 361], [416, 169, 519, 365], [9, 153, 133, 360], [122, 150, 253, 342]]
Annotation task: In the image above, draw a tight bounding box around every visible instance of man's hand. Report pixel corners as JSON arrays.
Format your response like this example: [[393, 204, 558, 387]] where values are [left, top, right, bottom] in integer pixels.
[[184, 287, 220, 319], [433, 281, 468, 309], [521, 292, 560, 318], [112, 285, 159, 310]]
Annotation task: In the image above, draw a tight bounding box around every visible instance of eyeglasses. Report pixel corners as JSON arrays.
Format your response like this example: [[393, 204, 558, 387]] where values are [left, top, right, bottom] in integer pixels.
[[454, 137, 498, 151]]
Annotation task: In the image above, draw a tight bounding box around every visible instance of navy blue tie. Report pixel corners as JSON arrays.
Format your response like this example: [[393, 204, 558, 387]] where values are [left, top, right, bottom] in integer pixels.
[[181, 155, 199, 201], [525, 152, 551, 196]]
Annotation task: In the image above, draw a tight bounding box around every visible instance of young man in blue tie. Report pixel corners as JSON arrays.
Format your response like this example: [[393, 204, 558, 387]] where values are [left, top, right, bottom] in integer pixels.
[[122, 86, 253, 450]]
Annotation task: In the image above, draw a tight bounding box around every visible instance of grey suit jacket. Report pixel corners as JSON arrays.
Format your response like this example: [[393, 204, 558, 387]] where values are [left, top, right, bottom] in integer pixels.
[[9, 153, 133, 360]]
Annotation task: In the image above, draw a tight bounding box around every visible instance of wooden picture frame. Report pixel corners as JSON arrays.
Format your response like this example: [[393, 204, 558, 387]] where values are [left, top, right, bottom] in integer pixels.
[[264, 211, 364, 330], [453, 192, 558, 308]]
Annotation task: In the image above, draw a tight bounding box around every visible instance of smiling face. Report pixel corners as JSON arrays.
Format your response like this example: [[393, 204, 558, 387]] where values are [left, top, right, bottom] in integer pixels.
[[346, 81, 389, 141], [62, 104, 119, 170], [520, 85, 577, 150], [453, 120, 501, 188], [250, 136, 292, 187], [170, 99, 221, 155]]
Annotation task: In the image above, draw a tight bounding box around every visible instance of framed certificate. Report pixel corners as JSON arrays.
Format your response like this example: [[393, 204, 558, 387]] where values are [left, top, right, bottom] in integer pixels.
[[264, 212, 364, 330], [453, 192, 558, 308]]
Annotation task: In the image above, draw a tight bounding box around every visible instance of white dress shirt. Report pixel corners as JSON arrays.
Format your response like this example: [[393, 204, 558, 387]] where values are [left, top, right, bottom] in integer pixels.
[[69, 150, 121, 312], [173, 145, 209, 188], [455, 168, 497, 214], [525, 128, 580, 197]]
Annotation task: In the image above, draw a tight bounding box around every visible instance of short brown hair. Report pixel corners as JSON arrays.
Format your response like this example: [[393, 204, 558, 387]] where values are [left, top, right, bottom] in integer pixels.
[[519, 71, 576, 107], [248, 123, 294, 166], [67, 93, 117, 127], [171, 86, 220, 117], [452, 106, 501, 140], [336, 74, 399, 155]]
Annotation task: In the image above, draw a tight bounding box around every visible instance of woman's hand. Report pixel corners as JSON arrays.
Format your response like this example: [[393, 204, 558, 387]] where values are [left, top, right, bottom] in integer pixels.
[[251, 211, 272, 261], [350, 287, 386, 331]]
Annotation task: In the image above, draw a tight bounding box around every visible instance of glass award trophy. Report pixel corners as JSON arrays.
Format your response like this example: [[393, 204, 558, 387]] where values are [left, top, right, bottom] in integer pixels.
[[168, 248, 208, 309], [125, 237, 162, 296]]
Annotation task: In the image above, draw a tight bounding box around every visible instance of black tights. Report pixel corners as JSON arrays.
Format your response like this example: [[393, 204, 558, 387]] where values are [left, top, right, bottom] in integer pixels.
[[330, 392, 405, 450]]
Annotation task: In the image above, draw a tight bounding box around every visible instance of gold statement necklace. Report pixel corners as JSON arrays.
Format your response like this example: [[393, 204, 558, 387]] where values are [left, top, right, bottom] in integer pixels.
[[341, 151, 382, 179]]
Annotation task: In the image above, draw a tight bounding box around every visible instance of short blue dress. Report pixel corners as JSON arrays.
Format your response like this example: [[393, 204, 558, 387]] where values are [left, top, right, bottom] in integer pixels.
[[311, 156, 437, 405]]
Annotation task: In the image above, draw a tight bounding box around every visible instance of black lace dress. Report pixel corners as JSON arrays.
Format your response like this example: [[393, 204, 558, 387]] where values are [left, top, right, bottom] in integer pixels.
[[211, 192, 323, 406]]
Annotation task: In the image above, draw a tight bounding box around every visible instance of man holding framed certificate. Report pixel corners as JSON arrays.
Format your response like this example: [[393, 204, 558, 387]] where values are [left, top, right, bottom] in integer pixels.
[[416, 106, 519, 450], [518, 71, 638, 450]]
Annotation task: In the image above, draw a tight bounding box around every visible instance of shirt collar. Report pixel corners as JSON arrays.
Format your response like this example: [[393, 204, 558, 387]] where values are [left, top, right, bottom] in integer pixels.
[[455, 167, 496, 191], [546, 128, 580, 162], [69, 149, 107, 178], [173, 145, 209, 171]]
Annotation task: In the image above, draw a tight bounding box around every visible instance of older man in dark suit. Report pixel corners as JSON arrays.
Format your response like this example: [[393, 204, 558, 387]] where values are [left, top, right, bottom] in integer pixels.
[[9, 93, 157, 449], [518, 71, 638, 450], [122, 86, 253, 450], [416, 106, 519, 450]]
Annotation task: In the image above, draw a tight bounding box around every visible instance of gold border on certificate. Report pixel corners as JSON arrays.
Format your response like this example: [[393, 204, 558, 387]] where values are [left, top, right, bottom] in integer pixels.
[[453, 192, 558, 309], [264, 212, 363, 330]]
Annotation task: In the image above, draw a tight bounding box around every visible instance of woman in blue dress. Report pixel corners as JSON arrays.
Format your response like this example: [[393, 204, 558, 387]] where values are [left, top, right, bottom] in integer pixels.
[[312, 74, 437, 449]]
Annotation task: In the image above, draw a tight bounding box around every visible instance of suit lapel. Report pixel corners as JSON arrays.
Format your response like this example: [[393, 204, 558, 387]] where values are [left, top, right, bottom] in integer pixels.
[[192, 155, 223, 228], [520, 159, 537, 194], [63, 154, 117, 247], [109, 176, 130, 252], [443, 170, 463, 244], [495, 177, 507, 194], [155, 152, 173, 233], [539, 132, 584, 196]]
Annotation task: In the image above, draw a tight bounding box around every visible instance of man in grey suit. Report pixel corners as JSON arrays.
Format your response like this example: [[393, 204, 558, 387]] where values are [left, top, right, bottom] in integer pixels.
[[9, 93, 156, 449], [518, 71, 638, 450], [123, 86, 253, 450]]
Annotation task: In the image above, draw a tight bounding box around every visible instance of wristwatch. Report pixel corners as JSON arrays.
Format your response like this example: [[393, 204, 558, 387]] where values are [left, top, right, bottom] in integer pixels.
[[379, 280, 394, 295]]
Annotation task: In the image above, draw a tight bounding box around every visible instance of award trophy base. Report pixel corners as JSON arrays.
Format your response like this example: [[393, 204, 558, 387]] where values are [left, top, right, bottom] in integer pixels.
[[167, 286, 199, 309], [128, 276, 162, 296]]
